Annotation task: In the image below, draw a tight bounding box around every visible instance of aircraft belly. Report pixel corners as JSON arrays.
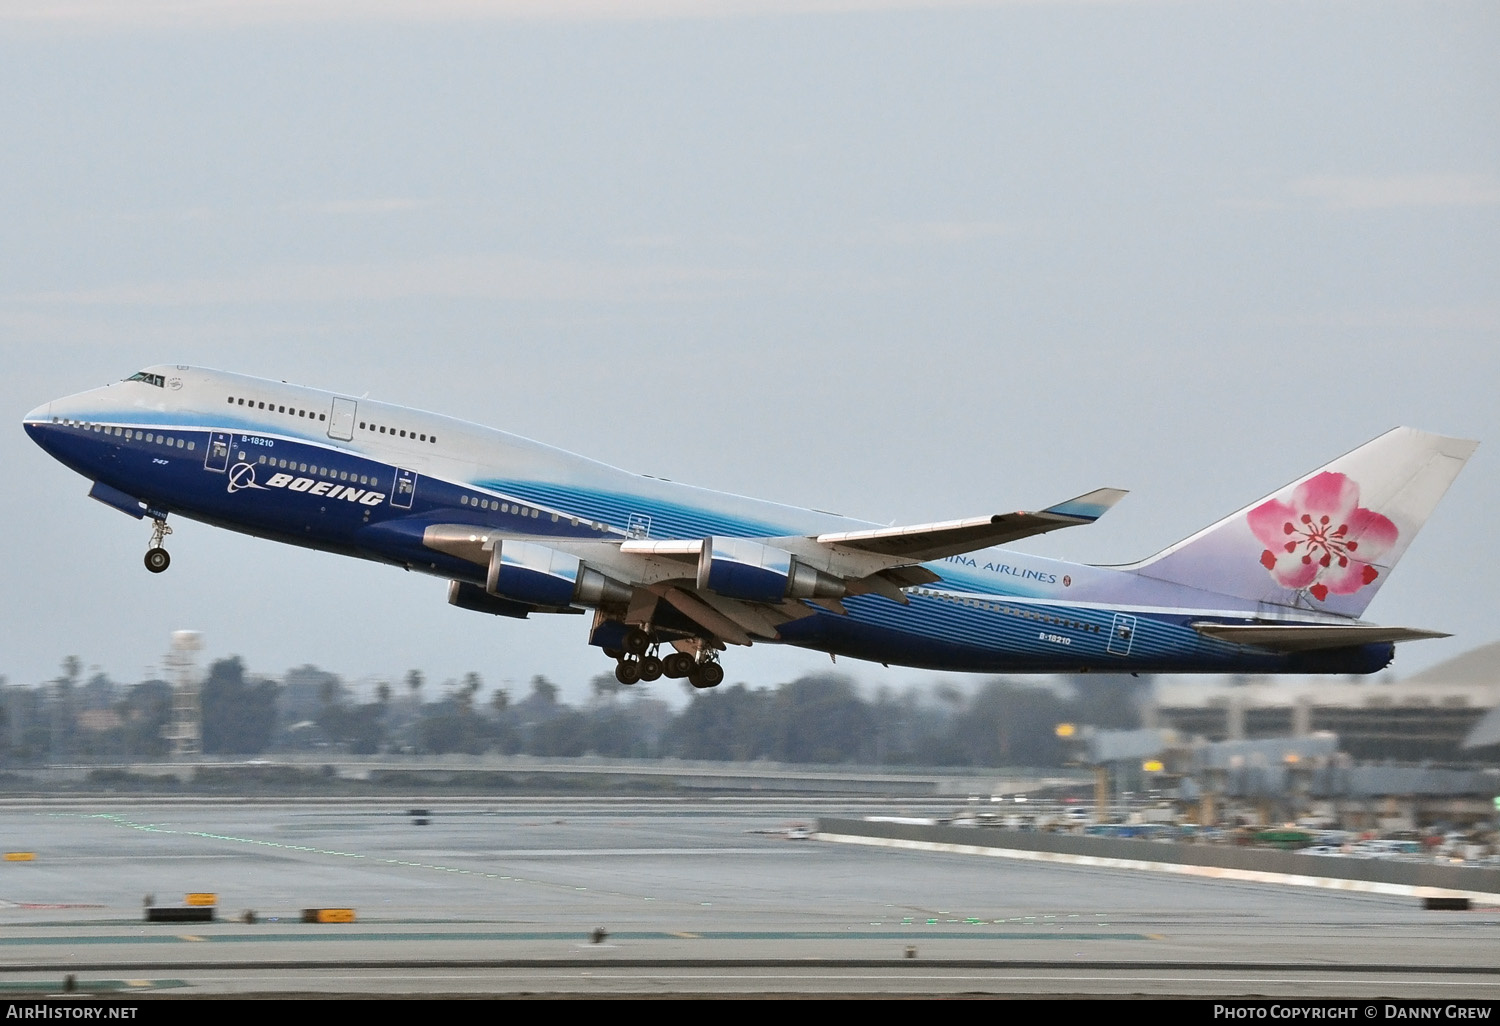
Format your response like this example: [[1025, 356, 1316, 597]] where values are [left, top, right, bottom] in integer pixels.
[[775, 595, 1382, 675]]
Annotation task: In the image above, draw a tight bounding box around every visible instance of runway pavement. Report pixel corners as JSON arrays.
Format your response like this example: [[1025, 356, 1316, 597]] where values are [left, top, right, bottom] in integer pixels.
[[0, 798, 1495, 998]]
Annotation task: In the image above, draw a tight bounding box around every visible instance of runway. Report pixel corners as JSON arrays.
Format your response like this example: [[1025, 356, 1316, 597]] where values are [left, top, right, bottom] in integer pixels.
[[0, 798, 1495, 998]]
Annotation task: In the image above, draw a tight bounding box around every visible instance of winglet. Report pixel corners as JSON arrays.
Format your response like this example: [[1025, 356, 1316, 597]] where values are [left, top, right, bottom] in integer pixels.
[[1042, 487, 1129, 524]]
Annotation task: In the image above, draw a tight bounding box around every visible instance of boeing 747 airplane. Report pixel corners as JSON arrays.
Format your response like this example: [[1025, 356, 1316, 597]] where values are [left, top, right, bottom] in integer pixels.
[[23, 366, 1477, 689]]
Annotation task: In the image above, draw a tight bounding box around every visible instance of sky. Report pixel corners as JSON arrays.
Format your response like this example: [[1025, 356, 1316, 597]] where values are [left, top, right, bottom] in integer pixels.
[[2, 0, 1496, 708]]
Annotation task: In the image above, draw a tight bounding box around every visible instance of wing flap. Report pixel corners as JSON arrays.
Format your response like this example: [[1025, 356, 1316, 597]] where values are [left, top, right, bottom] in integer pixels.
[[655, 586, 759, 646], [814, 488, 1127, 563], [1192, 622, 1450, 652]]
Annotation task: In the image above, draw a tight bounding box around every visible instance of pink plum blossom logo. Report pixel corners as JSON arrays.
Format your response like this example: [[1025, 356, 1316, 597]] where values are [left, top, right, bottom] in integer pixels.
[[1246, 471, 1398, 602]]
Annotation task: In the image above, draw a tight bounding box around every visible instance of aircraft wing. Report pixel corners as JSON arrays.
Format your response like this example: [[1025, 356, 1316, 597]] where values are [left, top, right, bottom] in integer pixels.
[[1191, 622, 1449, 652], [813, 488, 1128, 563], [418, 486, 1126, 647]]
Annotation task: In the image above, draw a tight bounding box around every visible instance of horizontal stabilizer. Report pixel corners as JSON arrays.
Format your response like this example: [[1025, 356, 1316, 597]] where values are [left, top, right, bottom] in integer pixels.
[[1192, 622, 1449, 652], [815, 487, 1127, 563]]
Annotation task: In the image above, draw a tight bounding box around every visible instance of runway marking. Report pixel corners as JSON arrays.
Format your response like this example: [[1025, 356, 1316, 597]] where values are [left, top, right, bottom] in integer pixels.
[[50, 812, 732, 909], [0, 930, 1153, 945], [0, 978, 189, 993], [819, 832, 1500, 903]]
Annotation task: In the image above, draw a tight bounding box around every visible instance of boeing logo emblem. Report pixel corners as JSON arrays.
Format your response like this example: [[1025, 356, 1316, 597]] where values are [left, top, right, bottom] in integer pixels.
[[227, 462, 267, 493]]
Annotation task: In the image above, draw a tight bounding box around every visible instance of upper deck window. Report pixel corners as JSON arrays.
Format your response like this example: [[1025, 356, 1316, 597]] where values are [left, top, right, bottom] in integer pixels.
[[125, 371, 165, 388]]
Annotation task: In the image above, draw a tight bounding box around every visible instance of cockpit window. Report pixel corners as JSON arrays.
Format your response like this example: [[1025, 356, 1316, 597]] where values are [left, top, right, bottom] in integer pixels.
[[125, 371, 165, 388]]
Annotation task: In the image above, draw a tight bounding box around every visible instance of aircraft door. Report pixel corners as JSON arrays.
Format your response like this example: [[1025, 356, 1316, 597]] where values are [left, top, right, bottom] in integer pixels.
[[391, 468, 417, 509], [1107, 613, 1137, 656], [328, 397, 356, 441], [205, 432, 232, 473]]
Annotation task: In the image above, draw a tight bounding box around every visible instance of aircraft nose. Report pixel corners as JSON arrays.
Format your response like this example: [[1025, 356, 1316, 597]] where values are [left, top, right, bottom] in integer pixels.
[[22, 402, 52, 443]]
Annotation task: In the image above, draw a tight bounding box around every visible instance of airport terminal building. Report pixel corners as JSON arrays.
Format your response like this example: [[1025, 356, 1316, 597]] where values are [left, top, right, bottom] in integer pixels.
[[1144, 642, 1500, 764]]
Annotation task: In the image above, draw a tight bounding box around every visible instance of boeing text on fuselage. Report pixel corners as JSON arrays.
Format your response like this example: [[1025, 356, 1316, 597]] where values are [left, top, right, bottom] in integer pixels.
[[22, 366, 1478, 689]]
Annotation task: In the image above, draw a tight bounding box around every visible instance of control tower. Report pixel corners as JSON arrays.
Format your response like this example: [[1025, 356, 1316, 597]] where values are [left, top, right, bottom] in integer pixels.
[[163, 630, 202, 758]]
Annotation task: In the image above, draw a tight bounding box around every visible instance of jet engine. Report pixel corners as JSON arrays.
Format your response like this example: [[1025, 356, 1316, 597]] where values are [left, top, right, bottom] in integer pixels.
[[447, 580, 532, 619], [696, 537, 845, 603], [486, 539, 632, 609]]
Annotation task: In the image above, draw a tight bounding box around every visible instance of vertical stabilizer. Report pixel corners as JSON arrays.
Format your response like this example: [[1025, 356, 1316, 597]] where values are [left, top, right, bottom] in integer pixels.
[[1128, 427, 1477, 617]]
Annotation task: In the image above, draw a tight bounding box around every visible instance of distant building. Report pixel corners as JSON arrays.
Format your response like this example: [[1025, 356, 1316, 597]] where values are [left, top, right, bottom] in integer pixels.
[[75, 708, 123, 732], [1146, 642, 1500, 763]]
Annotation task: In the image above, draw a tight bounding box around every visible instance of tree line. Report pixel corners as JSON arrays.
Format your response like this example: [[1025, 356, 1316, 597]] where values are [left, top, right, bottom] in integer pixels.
[[0, 656, 1146, 767]]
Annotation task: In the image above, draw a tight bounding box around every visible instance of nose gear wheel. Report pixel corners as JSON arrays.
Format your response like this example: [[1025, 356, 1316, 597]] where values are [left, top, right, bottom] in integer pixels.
[[144, 518, 173, 573]]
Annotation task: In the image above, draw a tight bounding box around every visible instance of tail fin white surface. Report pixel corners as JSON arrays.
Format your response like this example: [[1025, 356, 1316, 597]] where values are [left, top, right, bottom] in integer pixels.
[[1129, 427, 1477, 617]]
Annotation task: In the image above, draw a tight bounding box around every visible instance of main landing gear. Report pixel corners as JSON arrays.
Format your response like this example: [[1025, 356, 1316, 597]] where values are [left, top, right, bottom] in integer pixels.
[[607, 628, 724, 689], [144, 517, 172, 574]]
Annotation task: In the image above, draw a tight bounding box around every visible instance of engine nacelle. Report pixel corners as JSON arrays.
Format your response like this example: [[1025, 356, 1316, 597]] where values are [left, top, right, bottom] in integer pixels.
[[447, 580, 532, 619], [486, 540, 633, 609], [696, 537, 845, 603]]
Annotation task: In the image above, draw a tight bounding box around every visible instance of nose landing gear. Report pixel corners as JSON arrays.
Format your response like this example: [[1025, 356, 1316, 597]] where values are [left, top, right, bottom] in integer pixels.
[[144, 517, 173, 574]]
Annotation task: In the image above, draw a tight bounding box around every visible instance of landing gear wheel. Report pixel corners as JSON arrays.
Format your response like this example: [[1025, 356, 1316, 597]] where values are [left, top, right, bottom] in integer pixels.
[[688, 661, 724, 690], [602, 648, 625, 661], [144, 516, 173, 573], [638, 655, 663, 682], [662, 652, 694, 679], [622, 628, 651, 656], [614, 660, 641, 686]]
